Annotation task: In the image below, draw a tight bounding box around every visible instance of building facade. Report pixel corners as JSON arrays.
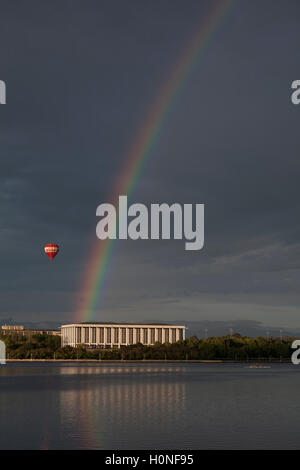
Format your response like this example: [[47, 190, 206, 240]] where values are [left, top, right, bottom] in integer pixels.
[[1, 325, 61, 337], [61, 322, 186, 348], [2, 325, 24, 331]]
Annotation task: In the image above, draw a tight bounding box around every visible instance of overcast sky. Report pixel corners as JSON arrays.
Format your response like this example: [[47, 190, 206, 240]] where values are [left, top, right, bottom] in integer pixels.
[[0, 0, 300, 330]]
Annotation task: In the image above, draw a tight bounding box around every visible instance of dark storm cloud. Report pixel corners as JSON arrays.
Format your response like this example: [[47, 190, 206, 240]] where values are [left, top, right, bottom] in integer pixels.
[[0, 0, 300, 329]]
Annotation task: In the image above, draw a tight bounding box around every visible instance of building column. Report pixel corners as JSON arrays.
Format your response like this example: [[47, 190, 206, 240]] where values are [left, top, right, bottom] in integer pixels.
[[133, 328, 137, 344], [176, 328, 180, 342], [168, 328, 172, 343], [145, 328, 150, 345], [161, 327, 166, 343]]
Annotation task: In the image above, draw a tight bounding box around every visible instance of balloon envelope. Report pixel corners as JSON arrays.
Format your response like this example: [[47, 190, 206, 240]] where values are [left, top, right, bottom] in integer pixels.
[[44, 243, 59, 260]]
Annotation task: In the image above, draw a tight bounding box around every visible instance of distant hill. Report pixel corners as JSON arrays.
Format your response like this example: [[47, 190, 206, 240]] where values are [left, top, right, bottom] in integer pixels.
[[0, 317, 299, 338], [0, 318, 61, 331], [168, 319, 300, 338]]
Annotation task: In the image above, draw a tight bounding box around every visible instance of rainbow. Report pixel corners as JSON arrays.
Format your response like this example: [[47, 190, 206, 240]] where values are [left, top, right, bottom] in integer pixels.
[[77, 0, 235, 322]]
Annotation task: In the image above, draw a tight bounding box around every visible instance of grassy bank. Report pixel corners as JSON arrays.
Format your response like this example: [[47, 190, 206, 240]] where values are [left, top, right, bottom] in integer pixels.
[[4, 359, 292, 363]]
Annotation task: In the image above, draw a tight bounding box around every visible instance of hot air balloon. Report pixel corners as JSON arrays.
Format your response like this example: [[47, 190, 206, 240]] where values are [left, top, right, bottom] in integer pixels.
[[44, 243, 59, 260]]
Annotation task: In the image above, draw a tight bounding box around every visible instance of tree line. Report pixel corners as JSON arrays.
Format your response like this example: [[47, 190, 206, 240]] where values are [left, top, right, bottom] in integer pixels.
[[0, 332, 295, 361]]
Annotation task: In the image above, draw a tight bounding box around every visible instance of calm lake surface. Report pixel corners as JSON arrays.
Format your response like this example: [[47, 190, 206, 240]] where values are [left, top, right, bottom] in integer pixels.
[[0, 362, 299, 450]]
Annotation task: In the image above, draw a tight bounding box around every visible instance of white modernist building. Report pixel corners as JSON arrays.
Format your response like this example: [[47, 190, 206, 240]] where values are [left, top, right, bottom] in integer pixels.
[[61, 322, 186, 348]]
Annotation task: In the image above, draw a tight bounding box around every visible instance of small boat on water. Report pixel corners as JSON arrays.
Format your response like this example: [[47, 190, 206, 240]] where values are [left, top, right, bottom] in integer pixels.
[[245, 364, 271, 369]]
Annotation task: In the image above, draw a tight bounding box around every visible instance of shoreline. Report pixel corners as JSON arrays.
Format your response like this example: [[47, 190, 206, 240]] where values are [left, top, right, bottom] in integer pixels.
[[4, 359, 291, 363]]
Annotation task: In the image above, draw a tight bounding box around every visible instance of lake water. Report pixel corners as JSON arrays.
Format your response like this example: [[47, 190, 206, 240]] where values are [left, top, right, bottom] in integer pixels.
[[0, 362, 299, 450]]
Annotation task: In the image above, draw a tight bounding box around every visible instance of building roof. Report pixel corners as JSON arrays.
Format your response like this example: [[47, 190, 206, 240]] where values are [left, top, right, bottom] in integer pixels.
[[61, 322, 185, 327], [81, 322, 170, 326]]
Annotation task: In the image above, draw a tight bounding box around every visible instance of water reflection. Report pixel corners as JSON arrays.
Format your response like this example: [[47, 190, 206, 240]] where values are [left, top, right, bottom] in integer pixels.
[[2, 363, 299, 449], [57, 365, 185, 375], [58, 367, 186, 449]]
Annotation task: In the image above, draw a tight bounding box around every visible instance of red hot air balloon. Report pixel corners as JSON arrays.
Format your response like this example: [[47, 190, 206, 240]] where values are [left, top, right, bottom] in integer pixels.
[[44, 243, 59, 260]]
